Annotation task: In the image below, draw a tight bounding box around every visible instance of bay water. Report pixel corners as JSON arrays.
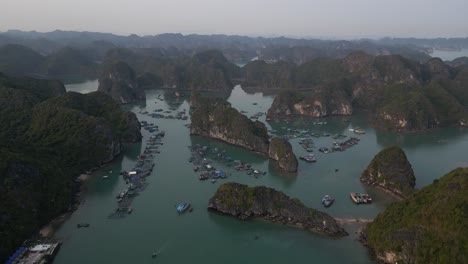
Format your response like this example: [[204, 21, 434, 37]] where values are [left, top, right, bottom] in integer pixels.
[[52, 83, 468, 263]]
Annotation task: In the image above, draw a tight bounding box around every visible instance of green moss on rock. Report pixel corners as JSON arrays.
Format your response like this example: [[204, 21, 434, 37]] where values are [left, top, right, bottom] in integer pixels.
[[364, 168, 468, 264], [208, 182, 347, 237], [190, 94, 269, 153], [268, 137, 298, 172], [361, 146, 415, 198]]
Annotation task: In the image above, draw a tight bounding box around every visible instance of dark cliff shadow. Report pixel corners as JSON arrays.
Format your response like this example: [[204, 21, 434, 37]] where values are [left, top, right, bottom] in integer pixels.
[[267, 160, 297, 187], [375, 126, 468, 149], [89, 154, 125, 196]]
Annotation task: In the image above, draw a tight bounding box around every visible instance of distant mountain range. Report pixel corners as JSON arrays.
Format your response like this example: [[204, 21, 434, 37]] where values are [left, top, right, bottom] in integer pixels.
[[5, 29, 468, 64]]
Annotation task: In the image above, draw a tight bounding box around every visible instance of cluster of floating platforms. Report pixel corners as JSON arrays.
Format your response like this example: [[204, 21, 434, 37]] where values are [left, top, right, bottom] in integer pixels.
[[142, 106, 189, 120], [189, 144, 266, 183], [318, 137, 361, 154], [108, 131, 164, 219]]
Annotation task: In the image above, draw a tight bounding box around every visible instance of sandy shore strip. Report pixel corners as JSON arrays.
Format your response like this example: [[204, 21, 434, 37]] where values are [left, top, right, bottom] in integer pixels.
[[39, 173, 93, 238]]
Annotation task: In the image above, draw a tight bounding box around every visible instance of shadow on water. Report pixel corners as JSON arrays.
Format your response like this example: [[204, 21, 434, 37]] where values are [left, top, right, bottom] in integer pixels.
[[375, 127, 468, 149], [88, 156, 124, 196], [267, 160, 297, 187]]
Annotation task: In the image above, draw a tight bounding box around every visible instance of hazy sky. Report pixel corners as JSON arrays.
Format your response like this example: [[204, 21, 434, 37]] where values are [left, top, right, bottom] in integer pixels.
[[1, 0, 467, 38]]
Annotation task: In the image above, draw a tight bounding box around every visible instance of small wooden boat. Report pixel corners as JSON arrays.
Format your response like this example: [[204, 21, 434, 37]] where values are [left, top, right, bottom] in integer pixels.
[[77, 223, 90, 228], [350, 192, 372, 204], [353, 129, 366, 135], [300, 153, 317, 162], [176, 202, 190, 213], [322, 195, 334, 207]]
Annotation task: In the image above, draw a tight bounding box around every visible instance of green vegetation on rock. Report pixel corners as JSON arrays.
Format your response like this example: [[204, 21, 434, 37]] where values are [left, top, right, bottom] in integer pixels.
[[190, 94, 269, 153], [365, 168, 468, 264], [361, 146, 416, 198], [208, 182, 347, 237], [0, 73, 141, 261], [268, 137, 298, 172], [98, 61, 146, 104]]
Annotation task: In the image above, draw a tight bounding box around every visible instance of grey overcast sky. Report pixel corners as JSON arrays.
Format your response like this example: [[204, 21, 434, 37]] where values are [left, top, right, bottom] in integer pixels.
[[1, 0, 467, 38]]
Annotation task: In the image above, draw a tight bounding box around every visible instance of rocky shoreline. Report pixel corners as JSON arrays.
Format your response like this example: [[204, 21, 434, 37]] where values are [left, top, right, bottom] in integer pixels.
[[190, 94, 298, 172], [360, 146, 416, 199], [208, 182, 348, 237]]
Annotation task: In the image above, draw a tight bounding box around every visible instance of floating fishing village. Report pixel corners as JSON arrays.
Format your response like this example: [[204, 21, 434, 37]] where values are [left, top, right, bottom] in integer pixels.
[[108, 130, 163, 218], [5, 91, 377, 264]]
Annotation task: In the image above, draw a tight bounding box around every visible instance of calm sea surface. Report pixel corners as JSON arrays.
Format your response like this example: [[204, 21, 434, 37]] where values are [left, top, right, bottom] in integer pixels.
[[430, 48, 468, 61], [53, 83, 468, 264]]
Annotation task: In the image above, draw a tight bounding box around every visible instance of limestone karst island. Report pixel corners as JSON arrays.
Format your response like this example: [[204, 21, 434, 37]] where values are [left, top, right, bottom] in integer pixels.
[[1, 1, 467, 264]]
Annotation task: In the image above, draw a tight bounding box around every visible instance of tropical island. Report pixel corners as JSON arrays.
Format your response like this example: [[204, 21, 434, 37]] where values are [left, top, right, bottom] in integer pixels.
[[208, 182, 347, 237], [361, 146, 416, 199], [0, 72, 141, 261], [361, 168, 468, 264], [190, 94, 298, 172]]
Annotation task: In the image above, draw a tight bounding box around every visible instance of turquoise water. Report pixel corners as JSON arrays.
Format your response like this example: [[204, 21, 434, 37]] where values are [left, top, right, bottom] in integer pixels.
[[53, 84, 468, 263]]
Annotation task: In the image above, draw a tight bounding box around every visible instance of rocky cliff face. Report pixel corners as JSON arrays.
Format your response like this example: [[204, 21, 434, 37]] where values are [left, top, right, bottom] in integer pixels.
[[361, 146, 415, 198], [268, 137, 298, 172], [267, 89, 352, 118], [362, 168, 468, 264], [0, 74, 142, 261], [98, 61, 146, 104], [208, 183, 347, 237], [190, 94, 269, 154]]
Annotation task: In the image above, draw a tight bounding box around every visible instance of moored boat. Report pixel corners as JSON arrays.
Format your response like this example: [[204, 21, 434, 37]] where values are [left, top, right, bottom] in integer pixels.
[[176, 202, 190, 213], [350, 192, 372, 204], [353, 129, 366, 135], [322, 195, 334, 207], [300, 153, 317, 162]]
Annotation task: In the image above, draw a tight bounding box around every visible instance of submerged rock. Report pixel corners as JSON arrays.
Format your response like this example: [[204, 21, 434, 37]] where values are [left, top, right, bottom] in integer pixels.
[[208, 183, 347, 237], [98, 61, 146, 104], [268, 137, 298, 172], [361, 146, 415, 198]]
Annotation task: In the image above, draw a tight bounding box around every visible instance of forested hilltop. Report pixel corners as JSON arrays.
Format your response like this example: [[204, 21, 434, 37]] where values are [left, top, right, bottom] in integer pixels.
[[0, 73, 141, 261], [263, 52, 468, 131], [362, 168, 468, 264]]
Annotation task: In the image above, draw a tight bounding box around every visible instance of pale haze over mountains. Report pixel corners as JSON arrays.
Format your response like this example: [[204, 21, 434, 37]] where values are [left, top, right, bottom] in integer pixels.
[[1, 0, 467, 38]]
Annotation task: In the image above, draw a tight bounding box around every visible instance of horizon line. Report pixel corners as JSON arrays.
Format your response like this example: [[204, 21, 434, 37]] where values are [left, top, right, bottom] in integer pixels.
[[1, 28, 468, 41]]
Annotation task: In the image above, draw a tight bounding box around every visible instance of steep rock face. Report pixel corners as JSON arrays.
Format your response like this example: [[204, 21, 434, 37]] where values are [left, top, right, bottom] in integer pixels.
[[208, 183, 347, 237], [242, 60, 295, 89], [423, 58, 453, 80], [374, 85, 440, 132], [122, 112, 142, 142], [363, 168, 468, 264], [448, 56, 468, 67], [103, 49, 236, 92], [0, 73, 66, 100], [268, 137, 298, 172], [0, 74, 142, 261], [190, 94, 269, 154], [98, 61, 146, 104], [42, 91, 142, 143], [137, 72, 163, 89], [267, 89, 352, 118], [361, 146, 415, 198]]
